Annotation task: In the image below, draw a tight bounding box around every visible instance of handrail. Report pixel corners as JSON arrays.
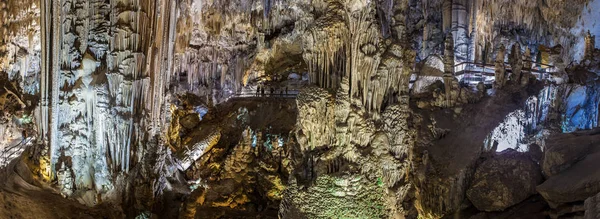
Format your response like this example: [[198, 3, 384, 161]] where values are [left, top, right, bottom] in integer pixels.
[[455, 61, 554, 68]]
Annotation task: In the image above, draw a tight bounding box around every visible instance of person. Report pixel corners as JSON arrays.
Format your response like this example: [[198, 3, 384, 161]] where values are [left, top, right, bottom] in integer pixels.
[[280, 89, 283, 96], [261, 86, 265, 96], [256, 86, 260, 97], [270, 87, 274, 96], [285, 86, 288, 95]]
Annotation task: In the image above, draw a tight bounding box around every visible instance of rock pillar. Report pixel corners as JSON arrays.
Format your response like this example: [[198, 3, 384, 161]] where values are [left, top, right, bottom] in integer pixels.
[[443, 33, 455, 107], [509, 43, 523, 84], [585, 30, 595, 60], [521, 47, 532, 86], [495, 44, 506, 88]]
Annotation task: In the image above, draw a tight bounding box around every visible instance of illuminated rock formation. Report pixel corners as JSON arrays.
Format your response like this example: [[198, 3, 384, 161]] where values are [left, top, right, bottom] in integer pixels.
[[2, 0, 600, 218], [585, 31, 596, 60], [494, 44, 507, 88]]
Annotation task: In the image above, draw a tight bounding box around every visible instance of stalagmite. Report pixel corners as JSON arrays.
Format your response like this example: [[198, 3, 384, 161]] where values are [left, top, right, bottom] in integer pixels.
[[509, 43, 523, 84], [522, 47, 532, 86], [585, 30, 595, 60], [495, 44, 506, 88], [4, 0, 600, 218], [443, 33, 454, 107]]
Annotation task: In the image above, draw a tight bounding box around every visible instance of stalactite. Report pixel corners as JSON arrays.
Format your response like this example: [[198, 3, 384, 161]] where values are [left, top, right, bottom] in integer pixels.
[[442, 0, 452, 34], [451, 0, 470, 63]]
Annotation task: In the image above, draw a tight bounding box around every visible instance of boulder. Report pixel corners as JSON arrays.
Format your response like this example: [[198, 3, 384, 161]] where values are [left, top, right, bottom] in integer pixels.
[[527, 143, 543, 163], [585, 192, 600, 219], [467, 149, 543, 212], [537, 151, 600, 205], [542, 129, 600, 177]]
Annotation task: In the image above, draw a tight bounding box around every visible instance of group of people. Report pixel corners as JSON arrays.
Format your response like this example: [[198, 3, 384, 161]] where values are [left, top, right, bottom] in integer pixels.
[[256, 86, 289, 97]]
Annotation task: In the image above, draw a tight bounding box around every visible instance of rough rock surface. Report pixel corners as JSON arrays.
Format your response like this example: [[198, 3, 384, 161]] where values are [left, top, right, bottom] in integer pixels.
[[281, 79, 414, 218], [585, 192, 600, 219], [411, 84, 543, 218], [542, 129, 600, 177], [2, 0, 600, 218], [538, 149, 600, 205], [466, 149, 543, 212]]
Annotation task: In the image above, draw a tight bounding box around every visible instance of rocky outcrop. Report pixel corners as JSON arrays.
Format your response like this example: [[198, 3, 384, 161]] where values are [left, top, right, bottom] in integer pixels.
[[585, 192, 600, 219], [281, 175, 388, 218], [536, 130, 600, 207], [494, 44, 507, 88], [538, 148, 600, 205], [283, 78, 414, 218], [466, 149, 543, 212], [412, 84, 544, 218], [542, 129, 600, 177], [179, 98, 297, 218]]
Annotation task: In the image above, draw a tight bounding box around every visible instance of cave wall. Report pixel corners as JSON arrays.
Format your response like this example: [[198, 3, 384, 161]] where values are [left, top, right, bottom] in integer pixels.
[[1, 0, 599, 218]]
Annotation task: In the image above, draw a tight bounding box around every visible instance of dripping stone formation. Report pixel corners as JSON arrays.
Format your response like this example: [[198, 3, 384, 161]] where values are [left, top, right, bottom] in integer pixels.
[[1, 0, 600, 218]]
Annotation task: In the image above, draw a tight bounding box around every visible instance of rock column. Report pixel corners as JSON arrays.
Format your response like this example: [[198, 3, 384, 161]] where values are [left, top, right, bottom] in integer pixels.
[[585, 30, 595, 60], [494, 44, 506, 88], [443, 33, 455, 107], [521, 47, 532, 86], [509, 43, 523, 84]]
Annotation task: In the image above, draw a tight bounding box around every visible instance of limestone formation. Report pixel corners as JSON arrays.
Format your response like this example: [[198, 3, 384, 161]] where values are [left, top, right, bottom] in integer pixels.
[[541, 129, 600, 177], [522, 47, 533, 86], [509, 43, 523, 84], [585, 192, 600, 219], [443, 33, 455, 107], [1, 0, 600, 218], [585, 30, 596, 60], [538, 136, 600, 206], [466, 149, 543, 212], [495, 44, 507, 88]]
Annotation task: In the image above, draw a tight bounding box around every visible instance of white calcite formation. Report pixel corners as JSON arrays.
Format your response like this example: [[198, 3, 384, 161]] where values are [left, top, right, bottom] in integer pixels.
[[2, 0, 600, 218], [35, 0, 179, 201]]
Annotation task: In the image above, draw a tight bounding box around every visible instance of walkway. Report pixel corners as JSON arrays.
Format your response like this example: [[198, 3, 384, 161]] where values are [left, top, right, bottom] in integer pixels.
[[455, 61, 555, 86], [229, 59, 556, 100], [231, 87, 300, 99]]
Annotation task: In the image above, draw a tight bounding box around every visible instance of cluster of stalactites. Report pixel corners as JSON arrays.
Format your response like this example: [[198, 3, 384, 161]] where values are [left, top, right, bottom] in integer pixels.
[[303, 0, 417, 114], [104, 0, 155, 173], [302, 0, 349, 91], [474, 0, 590, 61], [172, 46, 247, 99], [361, 0, 413, 114]]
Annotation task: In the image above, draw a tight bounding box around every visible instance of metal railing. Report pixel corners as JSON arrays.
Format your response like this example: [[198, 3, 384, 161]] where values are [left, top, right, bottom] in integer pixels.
[[231, 88, 300, 99], [454, 60, 555, 85]]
